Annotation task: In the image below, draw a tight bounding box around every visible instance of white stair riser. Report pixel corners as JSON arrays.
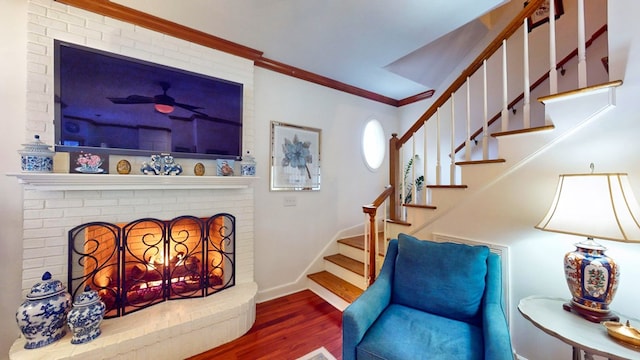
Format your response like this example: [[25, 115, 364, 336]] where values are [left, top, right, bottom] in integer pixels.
[[307, 279, 350, 311], [324, 261, 366, 290], [338, 243, 364, 261]]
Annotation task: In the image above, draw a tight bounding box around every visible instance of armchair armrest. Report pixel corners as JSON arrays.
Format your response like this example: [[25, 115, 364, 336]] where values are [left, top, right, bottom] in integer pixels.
[[482, 253, 513, 360], [342, 239, 398, 360]]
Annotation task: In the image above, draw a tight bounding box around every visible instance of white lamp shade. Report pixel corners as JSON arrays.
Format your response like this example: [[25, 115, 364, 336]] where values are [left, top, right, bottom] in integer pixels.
[[536, 173, 640, 242]]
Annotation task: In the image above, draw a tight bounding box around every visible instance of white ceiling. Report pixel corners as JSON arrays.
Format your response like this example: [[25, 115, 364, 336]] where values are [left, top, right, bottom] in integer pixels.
[[112, 0, 509, 100]]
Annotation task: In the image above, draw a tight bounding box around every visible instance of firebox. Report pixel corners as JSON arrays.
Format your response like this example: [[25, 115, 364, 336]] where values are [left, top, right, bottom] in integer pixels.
[[68, 214, 235, 318]]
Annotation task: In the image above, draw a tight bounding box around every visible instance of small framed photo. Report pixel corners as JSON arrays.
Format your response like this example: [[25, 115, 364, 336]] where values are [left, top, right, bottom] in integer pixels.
[[217, 159, 235, 176], [70, 152, 109, 174], [270, 121, 321, 191], [526, 0, 564, 31]]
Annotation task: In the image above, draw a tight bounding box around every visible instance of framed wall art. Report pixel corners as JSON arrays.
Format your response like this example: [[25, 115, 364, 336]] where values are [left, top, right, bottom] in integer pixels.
[[526, 0, 564, 31], [270, 121, 321, 191]]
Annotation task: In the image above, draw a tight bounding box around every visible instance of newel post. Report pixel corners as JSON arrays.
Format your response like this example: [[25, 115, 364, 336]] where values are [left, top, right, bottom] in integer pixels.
[[362, 205, 377, 285], [389, 133, 400, 221]]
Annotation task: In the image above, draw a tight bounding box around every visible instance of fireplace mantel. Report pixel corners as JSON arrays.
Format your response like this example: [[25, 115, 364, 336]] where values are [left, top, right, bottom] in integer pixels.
[[7, 173, 257, 191]]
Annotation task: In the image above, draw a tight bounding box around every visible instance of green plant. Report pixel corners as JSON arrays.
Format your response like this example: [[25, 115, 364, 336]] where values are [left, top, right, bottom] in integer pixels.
[[403, 156, 424, 204]]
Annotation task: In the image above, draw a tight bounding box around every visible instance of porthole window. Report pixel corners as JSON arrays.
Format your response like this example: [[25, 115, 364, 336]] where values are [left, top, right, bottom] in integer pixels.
[[362, 119, 385, 171]]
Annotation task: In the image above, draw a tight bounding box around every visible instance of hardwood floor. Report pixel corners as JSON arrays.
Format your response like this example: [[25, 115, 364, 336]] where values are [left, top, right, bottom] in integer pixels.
[[187, 290, 343, 360]]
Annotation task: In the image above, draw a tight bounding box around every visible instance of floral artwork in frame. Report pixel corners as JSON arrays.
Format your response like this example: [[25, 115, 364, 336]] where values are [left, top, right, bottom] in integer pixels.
[[526, 0, 564, 31], [70, 152, 108, 174], [270, 121, 321, 191]]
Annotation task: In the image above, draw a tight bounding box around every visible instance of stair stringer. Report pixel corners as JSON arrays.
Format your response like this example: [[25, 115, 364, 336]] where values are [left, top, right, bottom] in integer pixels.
[[258, 223, 362, 305], [400, 83, 621, 237]]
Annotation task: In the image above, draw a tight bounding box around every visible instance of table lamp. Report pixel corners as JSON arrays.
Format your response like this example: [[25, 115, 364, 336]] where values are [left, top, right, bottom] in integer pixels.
[[535, 167, 640, 322]]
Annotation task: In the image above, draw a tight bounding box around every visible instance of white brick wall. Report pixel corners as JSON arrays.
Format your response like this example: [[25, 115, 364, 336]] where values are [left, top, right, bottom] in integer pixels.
[[22, 0, 255, 289], [13, 2, 258, 358]]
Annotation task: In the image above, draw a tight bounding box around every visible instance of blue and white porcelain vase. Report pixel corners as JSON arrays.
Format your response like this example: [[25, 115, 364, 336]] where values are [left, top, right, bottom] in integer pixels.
[[15, 272, 72, 349], [18, 135, 54, 172], [240, 151, 256, 176], [67, 285, 106, 344]]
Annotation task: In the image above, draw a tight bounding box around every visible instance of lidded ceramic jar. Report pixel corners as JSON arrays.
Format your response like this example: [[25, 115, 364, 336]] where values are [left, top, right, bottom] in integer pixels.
[[18, 135, 54, 172], [67, 285, 106, 344], [240, 150, 256, 176], [15, 271, 72, 349]]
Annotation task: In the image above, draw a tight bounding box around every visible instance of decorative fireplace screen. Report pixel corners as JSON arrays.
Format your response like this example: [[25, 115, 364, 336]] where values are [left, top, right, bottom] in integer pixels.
[[68, 214, 235, 318]]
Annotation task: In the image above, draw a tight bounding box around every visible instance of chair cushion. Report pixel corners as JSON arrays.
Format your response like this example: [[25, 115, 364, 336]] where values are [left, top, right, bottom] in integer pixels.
[[356, 303, 483, 360], [393, 233, 489, 324]]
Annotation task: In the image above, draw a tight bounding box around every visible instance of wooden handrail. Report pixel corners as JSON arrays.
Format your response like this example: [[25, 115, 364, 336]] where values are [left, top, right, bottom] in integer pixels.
[[396, 0, 546, 148], [452, 24, 608, 155], [362, 186, 394, 213], [387, 0, 545, 221]]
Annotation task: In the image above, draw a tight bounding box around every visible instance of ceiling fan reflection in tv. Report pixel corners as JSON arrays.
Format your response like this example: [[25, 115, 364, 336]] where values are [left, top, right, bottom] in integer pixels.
[[107, 81, 207, 116]]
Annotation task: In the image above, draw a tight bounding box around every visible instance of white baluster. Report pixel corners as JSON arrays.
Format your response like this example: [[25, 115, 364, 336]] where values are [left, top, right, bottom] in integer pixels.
[[423, 120, 428, 204], [411, 135, 416, 204], [450, 94, 456, 185], [577, 0, 587, 88], [523, 19, 531, 129], [363, 216, 369, 286], [465, 77, 471, 161], [549, 0, 558, 95], [482, 60, 489, 159], [436, 107, 442, 186], [501, 40, 509, 132]]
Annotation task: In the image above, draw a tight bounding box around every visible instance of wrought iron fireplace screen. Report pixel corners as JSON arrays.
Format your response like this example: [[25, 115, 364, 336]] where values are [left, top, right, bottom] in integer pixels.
[[68, 214, 235, 318]]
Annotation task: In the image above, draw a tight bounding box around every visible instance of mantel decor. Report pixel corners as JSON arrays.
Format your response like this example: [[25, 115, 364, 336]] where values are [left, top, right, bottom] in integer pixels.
[[270, 121, 321, 191]]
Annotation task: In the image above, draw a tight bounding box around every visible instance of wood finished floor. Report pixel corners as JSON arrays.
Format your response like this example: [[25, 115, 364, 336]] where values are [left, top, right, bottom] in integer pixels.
[[187, 290, 343, 360]]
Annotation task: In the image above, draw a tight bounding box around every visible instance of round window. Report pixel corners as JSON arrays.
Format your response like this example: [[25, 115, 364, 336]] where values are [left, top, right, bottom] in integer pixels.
[[362, 119, 385, 171]]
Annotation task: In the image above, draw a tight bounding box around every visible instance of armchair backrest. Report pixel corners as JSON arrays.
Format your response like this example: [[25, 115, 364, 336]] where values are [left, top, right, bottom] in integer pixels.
[[391, 233, 491, 326]]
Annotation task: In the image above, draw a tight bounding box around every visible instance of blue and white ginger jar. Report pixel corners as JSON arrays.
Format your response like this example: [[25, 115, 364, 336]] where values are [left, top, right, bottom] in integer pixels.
[[67, 285, 106, 344], [18, 135, 54, 172], [16, 272, 72, 349]]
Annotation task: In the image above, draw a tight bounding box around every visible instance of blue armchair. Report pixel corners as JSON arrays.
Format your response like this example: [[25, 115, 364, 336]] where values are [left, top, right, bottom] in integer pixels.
[[343, 233, 513, 360]]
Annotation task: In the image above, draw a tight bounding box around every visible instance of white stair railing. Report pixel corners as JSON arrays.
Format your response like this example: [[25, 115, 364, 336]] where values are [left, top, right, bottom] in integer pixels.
[[393, 0, 605, 223]]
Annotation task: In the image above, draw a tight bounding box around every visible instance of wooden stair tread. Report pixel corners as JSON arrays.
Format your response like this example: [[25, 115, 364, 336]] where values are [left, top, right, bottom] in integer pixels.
[[538, 79, 623, 104], [386, 219, 411, 226], [456, 158, 506, 166], [324, 254, 364, 276], [308, 271, 363, 303], [491, 125, 555, 137], [427, 184, 468, 189], [403, 203, 437, 209], [337, 232, 384, 251]]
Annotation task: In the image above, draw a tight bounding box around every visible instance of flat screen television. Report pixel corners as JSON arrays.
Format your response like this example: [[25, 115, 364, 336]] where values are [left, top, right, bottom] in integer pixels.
[[54, 40, 243, 160]]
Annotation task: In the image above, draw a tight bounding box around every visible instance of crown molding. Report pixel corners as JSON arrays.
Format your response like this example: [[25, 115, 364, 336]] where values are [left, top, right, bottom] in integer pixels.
[[55, 0, 433, 107]]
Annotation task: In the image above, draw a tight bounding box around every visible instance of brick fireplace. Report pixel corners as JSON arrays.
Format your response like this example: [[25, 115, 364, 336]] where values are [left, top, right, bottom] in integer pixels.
[[11, 2, 258, 358], [10, 175, 257, 359]]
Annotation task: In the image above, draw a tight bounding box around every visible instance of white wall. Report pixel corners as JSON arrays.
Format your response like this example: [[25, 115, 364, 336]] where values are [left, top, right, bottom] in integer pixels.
[[0, 0, 28, 357], [253, 69, 398, 298]]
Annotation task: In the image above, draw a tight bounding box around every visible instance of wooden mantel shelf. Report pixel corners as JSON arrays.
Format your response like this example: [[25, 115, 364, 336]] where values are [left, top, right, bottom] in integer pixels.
[[7, 172, 257, 191]]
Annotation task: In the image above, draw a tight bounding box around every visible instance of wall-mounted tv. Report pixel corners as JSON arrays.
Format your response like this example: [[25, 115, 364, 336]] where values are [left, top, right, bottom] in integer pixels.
[[54, 40, 243, 160]]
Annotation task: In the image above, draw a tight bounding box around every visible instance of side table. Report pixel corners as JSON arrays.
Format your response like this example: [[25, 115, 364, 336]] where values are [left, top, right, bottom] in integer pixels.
[[518, 296, 640, 360]]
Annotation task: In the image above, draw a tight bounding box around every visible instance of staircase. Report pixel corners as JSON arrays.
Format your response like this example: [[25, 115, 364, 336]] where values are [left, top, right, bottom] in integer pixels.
[[307, 80, 621, 309], [307, 233, 388, 310], [307, 0, 619, 308]]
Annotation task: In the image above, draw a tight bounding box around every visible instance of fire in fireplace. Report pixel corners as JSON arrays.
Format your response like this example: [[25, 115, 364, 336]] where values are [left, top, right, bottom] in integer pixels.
[[68, 214, 235, 318]]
